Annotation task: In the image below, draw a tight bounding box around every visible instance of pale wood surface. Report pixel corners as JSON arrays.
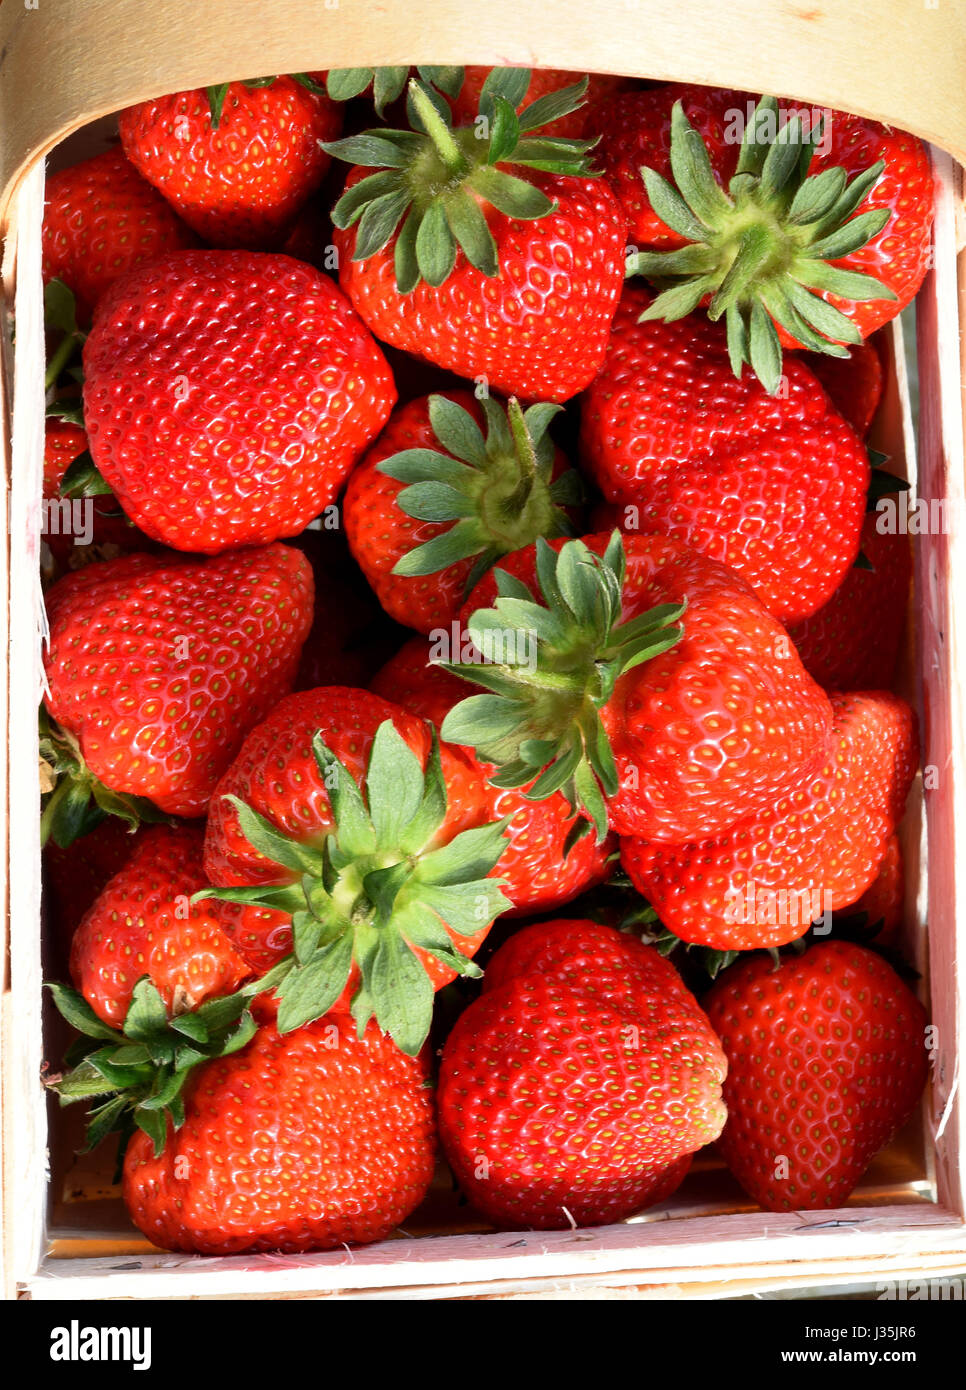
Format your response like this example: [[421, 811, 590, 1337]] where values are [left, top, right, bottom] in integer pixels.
[[2, 0, 966, 240]]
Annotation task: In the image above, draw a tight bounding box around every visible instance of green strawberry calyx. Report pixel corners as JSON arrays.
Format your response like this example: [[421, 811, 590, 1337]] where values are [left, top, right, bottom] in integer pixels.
[[381, 393, 582, 594], [40, 708, 169, 848], [44, 278, 86, 393], [625, 96, 897, 394], [324, 65, 464, 118], [323, 70, 597, 293], [439, 533, 686, 845], [45, 969, 283, 1159], [195, 720, 511, 1057]]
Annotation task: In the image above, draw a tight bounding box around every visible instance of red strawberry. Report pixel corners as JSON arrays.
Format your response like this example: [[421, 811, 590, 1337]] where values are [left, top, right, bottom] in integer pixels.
[[704, 940, 928, 1209], [580, 287, 870, 624], [42, 147, 198, 323], [606, 87, 933, 389], [622, 691, 918, 950], [326, 75, 626, 401], [44, 817, 142, 969], [370, 638, 614, 916], [42, 544, 313, 824], [344, 391, 580, 635], [70, 824, 249, 1027], [443, 532, 833, 843], [118, 77, 343, 248], [787, 513, 912, 690], [202, 687, 511, 1053], [801, 341, 884, 438], [122, 1012, 435, 1254], [438, 925, 726, 1227], [82, 251, 396, 554], [451, 67, 634, 140], [42, 418, 151, 573], [850, 833, 904, 944]]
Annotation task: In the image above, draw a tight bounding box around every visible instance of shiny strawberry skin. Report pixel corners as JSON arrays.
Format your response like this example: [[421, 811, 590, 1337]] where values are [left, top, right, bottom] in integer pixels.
[[579, 288, 870, 624], [333, 169, 626, 402], [463, 533, 834, 843], [345, 391, 575, 635], [70, 823, 249, 1026], [118, 78, 343, 248], [622, 691, 918, 950], [787, 516, 912, 691], [597, 84, 933, 344], [438, 963, 726, 1228], [123, 1012, 436, 1254], [704, 941, 928, 1210], [801, 341, 884, 438], [42, 147, 198, 322], [82, 251, 396, 554], [370, 638, 615, 916], [451, 67, 634, 140], [851, 833, 904, 943], [44, 544, 314, 818], [42, 418, 152, 572], [596, 85, 746, 248], [204, 686, 489, 991]]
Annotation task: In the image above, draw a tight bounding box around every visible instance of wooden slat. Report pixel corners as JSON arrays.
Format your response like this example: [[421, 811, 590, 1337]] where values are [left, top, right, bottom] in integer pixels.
[[2, 0, 966, 239]]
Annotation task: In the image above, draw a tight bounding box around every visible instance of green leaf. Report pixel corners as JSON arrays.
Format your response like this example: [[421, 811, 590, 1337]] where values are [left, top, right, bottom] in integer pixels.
[[168, 1012, 209, 1044], [325, 68, 376, 102], [134, 1105, 168, 1158], [311, 735, 376, 857], [479, 66, 532, 117], [47, 983, 120, 1042], [805, 208, 891, 262], [121, 977, 169, 1042], [748, 300, 783, 395], [82, 1094, 131, 1152], [471, 166, 556, 220], [275, 932, 355, 1034], [321, 132, 417, 168], [59, 451, 112, 498], [416, 818, 509, 886], [573, 758, 608, 844], [488, 95, 521, 164], [444, 195, 499, 277], [222, 795, 317, 875], [428, 393, 489, 467], [366, 721, 427, 851], [365, 929, 436, 1056], [667, 100, 732, 229], [518, 78, 588, 134], [352, 188, 411, 261], [394, 902, 484, 978], [372, 66, 410, 116], [331, 169, 406, 230], [415, 200, 457, 287]]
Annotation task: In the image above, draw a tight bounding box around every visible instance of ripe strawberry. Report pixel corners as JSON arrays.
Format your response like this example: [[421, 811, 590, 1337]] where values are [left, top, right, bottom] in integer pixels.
[[70, 824, 249, 1026], [850, 833, 904, 943], [704, 940, 928, 1209], [42, 544, 313, 827], [326, 73, 626, 401], [370, 637, 614, 915], [122, 1012, 436, 1254], [622, 691, 918, 950], [787, 513, 912, 690], [344, 391, 580, 634], [579, 287, 870, 624], [438, 924, 726, 1227], [801, 341, 884, 438], [118, 77, 343, 248], [451, 67, 634, 139], [608, 87, 932, 390], [42, 147, 198, 323], [202, 688, 511, 1054], [44, 817, 142, 971], [442, 532, 833, 843], [42, 418, 151, 573], [82, 251, 396, 554]]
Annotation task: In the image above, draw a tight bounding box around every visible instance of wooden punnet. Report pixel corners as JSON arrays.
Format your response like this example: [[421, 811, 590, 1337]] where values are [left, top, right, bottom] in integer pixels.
[[2, 0, 965, 1300]]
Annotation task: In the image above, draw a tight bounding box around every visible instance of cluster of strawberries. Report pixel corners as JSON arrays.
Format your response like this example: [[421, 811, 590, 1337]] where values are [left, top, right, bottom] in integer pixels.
[[39, 65, 933, 1253]]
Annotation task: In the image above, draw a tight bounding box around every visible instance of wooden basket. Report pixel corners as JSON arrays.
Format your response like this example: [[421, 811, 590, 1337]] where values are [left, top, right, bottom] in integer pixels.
[[2, 0, 966, 1301]]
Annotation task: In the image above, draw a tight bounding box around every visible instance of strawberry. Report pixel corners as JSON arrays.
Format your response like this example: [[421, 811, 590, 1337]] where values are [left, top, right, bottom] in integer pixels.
[[441, 531, 833, 843], [370, 637, 615, 916], [787, 512, 912, 691], [42, 147, 198, 323], [622, 691, 918, 950], [850, 833, 904, 944], [42, 544, 313, 829], [82, 251, 396, 554], [118, 76, 343, 248], [201, 688, 511, 1054], [44, 817, 142, 971], [579, 287, 870, 624], [703, 940, 928, 1209], [608, 87, 932, 390], [344, 391, 580, 634], [326, 73, 626, 401], [438, 922, 726, 1228], [122, 1012, 436, 1254], [451, 67, 635, 140], [801, 341, 884, 438], [42, 418, 151, 574], [69, 824, 249, 1027]]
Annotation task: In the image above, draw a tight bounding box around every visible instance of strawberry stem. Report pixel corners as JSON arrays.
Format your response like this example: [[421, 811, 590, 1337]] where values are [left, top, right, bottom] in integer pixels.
[[407, 79, 465, 176]]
